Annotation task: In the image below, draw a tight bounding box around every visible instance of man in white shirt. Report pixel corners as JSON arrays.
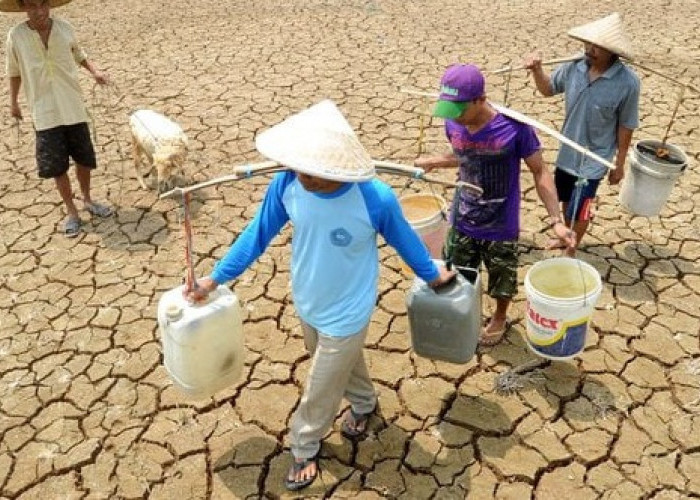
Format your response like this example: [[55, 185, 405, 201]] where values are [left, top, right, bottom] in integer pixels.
[[5, 0, 112, 237]]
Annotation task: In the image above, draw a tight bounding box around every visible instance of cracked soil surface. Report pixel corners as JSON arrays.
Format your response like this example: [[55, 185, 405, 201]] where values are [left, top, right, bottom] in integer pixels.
[[1, 0, 699, 498]]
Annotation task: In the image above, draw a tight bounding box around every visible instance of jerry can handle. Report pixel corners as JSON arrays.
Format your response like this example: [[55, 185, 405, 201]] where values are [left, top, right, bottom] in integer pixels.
[[429, 258, 458, 293], [452, 264, 480, 285]]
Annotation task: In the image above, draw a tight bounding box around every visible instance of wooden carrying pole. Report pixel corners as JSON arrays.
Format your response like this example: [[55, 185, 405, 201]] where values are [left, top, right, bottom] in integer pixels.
[[484, 54, 700, 95], [373, 160, 484, 196], [159, 161, 283, 199], [159, 158, 482, 199], [487, 54, 583, 75], [627, 60, 700, 96], [661, 86, 686, 147], [489, 102, 617, 171], [400, 89, 617, 171]]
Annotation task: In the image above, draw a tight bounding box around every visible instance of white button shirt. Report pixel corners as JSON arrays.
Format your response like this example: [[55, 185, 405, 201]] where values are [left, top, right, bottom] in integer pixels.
[[6, 17, 89, 131]]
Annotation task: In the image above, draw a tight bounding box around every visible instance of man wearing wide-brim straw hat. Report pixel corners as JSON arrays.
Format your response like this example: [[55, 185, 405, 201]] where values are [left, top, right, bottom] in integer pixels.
[[185, 100, 455, 492], [524, 12, 640, 256], [4, 0, 113, 238], [0, 0, 70, 11]]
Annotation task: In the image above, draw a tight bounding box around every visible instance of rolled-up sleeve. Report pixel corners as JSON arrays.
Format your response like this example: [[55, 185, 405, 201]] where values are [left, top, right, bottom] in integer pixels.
[[5, 31, 20, 77], [549, 62, 571, 96], [618, 76, 640, 130], [66, 22, 86, 64], [71, 44, 86, 65]]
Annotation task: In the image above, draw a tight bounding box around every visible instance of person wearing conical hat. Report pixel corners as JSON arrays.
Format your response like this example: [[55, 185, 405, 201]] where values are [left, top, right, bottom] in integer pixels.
[[184, 100, 455, 492], [524, 12, 640, 256], [415, 64, 576, 347], [4, 0, 112, 237]]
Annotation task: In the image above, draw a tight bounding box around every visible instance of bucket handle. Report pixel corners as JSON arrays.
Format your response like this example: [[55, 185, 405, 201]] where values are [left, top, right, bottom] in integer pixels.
[[630, 155, 685, 179], [628, 150, 688, 179]]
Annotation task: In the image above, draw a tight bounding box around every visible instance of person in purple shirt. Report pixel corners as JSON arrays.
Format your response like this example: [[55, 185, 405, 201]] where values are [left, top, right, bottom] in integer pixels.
[[415, 64, 575, 346]]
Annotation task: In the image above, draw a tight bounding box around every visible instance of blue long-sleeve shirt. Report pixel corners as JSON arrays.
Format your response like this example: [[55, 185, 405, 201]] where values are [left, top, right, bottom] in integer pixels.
[[211, 171, 439, 336]]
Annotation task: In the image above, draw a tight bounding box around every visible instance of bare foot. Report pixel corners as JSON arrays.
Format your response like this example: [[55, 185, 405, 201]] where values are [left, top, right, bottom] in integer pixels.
[[545, 238, 566, 250]]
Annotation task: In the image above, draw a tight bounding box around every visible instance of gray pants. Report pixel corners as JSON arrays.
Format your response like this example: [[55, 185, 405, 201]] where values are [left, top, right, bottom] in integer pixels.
[[289, 321, 376, 459]]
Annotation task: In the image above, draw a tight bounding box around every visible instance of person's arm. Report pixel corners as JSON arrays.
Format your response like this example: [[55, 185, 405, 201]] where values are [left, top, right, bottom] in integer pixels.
[[79, 59, 109, 85], [524, 151, 576, 249], [6, 33, 22, 119], [9, 76, 22, 120], [608, 125, 633, 185], [67, 21, 108, 86], [414, 152, 458, 173], [185, 172, 292, 302], [362, 182, 455, 287], [523, 52, 554, 97]]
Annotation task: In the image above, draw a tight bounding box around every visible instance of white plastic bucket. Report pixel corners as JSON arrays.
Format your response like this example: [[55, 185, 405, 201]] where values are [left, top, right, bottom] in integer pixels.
[[524, 257, 602, 360], [619, 140, 687, 217], [398, 193, 449, 259]]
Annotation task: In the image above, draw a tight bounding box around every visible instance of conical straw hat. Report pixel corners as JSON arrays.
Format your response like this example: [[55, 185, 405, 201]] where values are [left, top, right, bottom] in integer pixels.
[[0, 0, 72, 12], [255, 100, 375, 182], [567, 12, 634, 60]]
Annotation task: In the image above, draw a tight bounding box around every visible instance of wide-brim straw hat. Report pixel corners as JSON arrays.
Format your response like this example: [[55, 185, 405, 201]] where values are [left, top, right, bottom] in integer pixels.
[[0, 0, 71, 12], [567, 12, 634, 60], [255, 100, 375, 182]]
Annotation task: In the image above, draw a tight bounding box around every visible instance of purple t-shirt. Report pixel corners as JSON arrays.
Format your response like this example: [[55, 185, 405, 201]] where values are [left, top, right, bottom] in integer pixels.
[[445, 113, 540, 241]]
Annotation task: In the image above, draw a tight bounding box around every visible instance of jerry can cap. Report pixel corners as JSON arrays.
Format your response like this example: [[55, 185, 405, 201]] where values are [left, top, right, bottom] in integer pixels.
[[165, 304, 183, 321]]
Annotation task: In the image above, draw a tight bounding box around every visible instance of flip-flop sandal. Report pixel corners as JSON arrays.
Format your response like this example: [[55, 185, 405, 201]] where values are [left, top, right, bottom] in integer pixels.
[[64, 216, 81, 238], [284, 453, 320, 491], [341, 406, 374, 439], [85, 202, 113, 218], [479, 319, 513, 346]]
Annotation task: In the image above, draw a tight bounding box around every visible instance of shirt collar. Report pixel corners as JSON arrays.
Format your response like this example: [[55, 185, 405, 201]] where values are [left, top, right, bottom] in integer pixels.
[[576, 58, 624, 79]]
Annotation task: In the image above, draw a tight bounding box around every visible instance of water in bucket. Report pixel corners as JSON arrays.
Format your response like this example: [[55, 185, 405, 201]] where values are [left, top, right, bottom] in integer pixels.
[[157, 284, 244, 399], [524, 258, 602, 360], [398, 193, 449, 273], [619, 139, 688, 217]]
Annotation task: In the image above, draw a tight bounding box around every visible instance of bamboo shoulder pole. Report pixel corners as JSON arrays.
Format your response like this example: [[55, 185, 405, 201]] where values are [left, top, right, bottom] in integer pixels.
[[373, 159, 484, 196], [488, 102, 616, 171], [628, 60, 700, 95], [487, 54, 583, 75], [484, 54, 700, 95], [484, 53, 700, 95], [399, 88, 616, 171], [159, 158, 480, 200], [159, 161, 283, 199]]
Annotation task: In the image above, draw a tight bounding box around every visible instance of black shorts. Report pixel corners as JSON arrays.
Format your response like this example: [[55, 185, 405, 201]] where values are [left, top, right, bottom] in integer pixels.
[[554, 169, 601, 221], [35, 123, 97, 179]]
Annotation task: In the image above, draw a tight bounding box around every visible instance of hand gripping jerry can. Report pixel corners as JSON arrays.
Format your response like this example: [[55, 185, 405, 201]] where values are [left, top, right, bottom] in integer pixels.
[[157, 284, 244, 399], [406, 267, 481, 364]]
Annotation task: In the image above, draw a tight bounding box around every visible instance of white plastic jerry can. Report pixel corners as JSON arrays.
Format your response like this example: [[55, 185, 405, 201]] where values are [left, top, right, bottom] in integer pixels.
[[157, 284, 244, 399]]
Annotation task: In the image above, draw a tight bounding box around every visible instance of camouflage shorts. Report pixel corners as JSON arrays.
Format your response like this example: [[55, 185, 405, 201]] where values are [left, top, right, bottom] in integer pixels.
[[442, 227, 519, 299]]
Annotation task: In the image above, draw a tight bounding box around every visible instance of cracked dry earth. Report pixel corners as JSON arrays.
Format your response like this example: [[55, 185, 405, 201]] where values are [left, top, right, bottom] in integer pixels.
[[1, 0, 699, 498]]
